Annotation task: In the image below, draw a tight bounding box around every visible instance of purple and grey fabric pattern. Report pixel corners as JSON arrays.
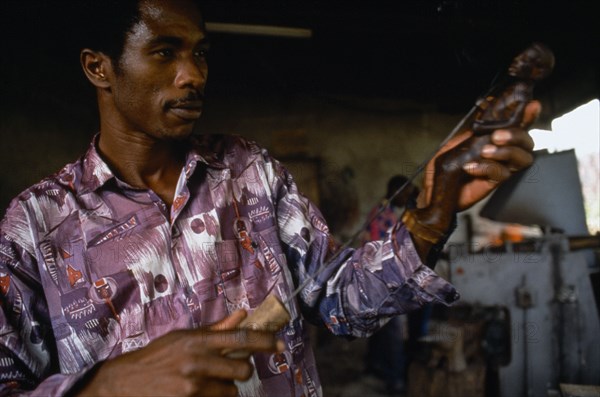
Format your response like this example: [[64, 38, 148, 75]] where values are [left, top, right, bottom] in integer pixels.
[[0, 134, 458, 396]]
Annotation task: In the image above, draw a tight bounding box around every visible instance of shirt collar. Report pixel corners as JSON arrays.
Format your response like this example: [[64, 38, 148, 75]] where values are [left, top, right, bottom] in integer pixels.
[[79, 133, 227, 194], [79, 135, 116, 194], [189, 134, 229, 170]]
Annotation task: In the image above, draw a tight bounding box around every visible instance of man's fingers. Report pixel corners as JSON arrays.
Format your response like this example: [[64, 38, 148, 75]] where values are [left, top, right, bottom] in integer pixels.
[[209, 309, 247, 331], [181, 354, 255, 381], [184, 328, 280, 354], [462, 160, 511, 182], [490, 129, 534, 150], [480, 144, 534, 171]]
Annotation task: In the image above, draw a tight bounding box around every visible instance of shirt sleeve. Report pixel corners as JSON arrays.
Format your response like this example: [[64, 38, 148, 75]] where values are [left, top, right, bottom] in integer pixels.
[[265, 155, 459, 338], [0, 204, 93, 396]]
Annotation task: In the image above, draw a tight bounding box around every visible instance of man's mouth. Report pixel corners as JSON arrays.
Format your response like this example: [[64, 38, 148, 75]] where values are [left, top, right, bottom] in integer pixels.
[[168, 100, 203, 121]]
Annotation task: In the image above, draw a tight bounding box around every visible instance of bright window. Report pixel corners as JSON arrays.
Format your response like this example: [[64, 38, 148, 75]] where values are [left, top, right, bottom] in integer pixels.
[[530, 99, 600, 233]]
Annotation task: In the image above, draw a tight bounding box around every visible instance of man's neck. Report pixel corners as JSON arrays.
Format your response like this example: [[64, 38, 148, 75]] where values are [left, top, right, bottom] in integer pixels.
[[97, 129, 186, 206]]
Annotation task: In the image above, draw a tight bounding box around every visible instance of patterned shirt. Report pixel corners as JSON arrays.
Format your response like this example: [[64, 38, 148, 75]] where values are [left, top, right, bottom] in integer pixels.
[[0, 134, 458, 396]]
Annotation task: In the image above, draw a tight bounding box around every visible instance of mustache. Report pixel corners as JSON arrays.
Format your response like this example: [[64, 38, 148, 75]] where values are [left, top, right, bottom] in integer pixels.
[[166, 92, 204, 108]]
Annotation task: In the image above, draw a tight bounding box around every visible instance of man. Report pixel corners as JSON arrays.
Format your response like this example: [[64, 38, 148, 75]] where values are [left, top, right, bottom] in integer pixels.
[[0, 1, 538, 396]]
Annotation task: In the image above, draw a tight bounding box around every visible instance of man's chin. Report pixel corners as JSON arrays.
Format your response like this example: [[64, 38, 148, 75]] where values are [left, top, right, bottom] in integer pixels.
[[157, 125, 196, 141]]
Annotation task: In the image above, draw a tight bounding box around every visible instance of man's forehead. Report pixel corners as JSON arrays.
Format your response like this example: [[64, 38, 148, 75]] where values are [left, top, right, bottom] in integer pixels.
[[135, 0, 206, 41]]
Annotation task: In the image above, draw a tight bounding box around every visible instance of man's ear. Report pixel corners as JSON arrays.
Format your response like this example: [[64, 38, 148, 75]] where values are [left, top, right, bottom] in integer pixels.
[[80, 49, 113, 89]]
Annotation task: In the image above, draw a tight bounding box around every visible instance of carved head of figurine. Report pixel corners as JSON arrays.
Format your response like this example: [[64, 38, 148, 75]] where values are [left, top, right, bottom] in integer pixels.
[[508, 43, 555, 81]]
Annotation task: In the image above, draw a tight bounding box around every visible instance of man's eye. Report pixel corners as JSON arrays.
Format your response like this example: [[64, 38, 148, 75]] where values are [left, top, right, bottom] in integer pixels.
[[194, 49, 208, 58], [156, 49, 174, 57]]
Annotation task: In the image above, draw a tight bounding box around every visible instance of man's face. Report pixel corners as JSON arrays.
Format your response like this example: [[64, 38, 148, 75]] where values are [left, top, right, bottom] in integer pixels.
[[109, 0, 209, 140]]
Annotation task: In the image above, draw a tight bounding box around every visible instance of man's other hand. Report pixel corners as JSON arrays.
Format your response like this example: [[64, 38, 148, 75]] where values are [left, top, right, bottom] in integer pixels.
[[419, 100, 539, 212], [76, 311, 281, 397]]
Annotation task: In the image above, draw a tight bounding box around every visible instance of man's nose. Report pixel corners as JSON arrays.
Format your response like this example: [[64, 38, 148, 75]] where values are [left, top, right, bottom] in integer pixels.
[[174, 56, 207, 90]]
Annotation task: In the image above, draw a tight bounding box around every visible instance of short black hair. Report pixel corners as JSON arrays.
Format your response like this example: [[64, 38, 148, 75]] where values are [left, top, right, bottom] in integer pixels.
[[78, 0, 144, 62], [78, 0, 203, 65]]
